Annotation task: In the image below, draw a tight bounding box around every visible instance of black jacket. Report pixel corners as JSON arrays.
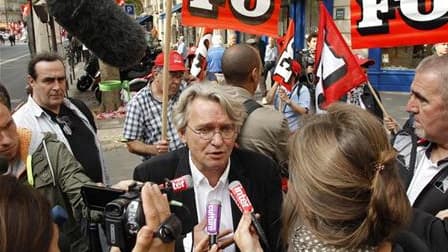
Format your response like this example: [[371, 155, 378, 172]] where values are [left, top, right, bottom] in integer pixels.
[[133, 147, 284, 252]]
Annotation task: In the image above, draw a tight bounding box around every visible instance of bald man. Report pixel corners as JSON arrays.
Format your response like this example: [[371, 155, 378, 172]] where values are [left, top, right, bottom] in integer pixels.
[[222, 44, 289, 175]]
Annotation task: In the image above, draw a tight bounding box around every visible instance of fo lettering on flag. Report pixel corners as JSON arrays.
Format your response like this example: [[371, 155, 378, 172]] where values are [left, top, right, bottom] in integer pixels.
[[314, 3, 367, 113], [190, 28, 213, 80], [272, 19, 295, 92]]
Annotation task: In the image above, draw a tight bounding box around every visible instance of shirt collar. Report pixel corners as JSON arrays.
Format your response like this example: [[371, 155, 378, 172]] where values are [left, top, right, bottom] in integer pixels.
[[189, 151, 231, 188]]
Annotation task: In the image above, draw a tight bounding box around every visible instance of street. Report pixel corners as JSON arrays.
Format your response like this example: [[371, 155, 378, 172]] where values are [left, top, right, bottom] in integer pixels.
[[0, 43, 30, 107]]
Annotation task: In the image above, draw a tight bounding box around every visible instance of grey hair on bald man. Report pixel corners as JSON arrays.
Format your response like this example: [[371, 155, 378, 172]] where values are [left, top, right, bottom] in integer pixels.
[[416, 55, 448, 107], [173, 82, 247, 131]]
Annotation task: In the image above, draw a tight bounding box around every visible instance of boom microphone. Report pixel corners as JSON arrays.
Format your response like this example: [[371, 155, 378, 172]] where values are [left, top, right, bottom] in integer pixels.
[[47, 0, 147, 68], [228, 180, 270, 251], [159, 175, 194, 193], [206, 200, 221, 247]]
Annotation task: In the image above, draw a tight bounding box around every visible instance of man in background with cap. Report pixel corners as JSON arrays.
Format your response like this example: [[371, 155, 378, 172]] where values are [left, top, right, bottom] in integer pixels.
[[266, 59, 310, 133], [123, 51, 187, 160], [342, 54, 383, 121]]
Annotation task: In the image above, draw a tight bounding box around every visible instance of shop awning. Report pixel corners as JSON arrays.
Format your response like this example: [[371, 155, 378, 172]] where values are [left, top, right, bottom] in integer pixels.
[[136, 15, 152, 25], [159, 3, 182, 19]]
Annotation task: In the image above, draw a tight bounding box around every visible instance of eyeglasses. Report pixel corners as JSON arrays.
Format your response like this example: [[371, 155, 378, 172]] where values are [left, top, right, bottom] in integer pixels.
[[187, 125, 237, 140], [55, 116, 72, 135]]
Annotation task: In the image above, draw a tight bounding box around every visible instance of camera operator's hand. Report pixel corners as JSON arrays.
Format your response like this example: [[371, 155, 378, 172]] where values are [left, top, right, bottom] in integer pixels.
[[193, 218, 233, 252], [132, 183, 174, 252], [234, 213, 263, 252], [111, 180, 142, 191]]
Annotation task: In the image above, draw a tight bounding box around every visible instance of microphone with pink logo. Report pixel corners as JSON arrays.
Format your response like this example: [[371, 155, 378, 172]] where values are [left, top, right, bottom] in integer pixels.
[[206, 199, 221, 248], [158, 175, 193, 194], [228, 180, 270, 251]]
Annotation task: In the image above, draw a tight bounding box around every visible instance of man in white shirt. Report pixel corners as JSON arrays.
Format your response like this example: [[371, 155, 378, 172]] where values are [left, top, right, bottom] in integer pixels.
[[395, 55, 448, 251], [133, 83, 283, 252]]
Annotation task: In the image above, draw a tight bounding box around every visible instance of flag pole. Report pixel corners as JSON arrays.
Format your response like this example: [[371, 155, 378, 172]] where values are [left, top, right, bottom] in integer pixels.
[[365, 80, 388, 117], [161, 0, 173, 140]]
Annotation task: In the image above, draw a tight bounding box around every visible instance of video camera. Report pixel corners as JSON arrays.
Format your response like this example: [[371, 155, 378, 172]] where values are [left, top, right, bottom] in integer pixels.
[[81, 180, 184, 252]]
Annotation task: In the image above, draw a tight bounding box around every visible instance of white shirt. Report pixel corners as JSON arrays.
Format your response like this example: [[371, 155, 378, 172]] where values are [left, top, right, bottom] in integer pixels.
[[407, 147, 441, 205], [183, 151, 235, 252]]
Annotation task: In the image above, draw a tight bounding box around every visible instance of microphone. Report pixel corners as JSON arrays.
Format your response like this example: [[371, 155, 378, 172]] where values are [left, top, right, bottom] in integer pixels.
[[47, 0, 146, 68], [0, 155, 8, 174], [228, 180, 270, 251], [206, 200, 221, 247], [51, 205, 68, 227], [159, 175, 193, 194]]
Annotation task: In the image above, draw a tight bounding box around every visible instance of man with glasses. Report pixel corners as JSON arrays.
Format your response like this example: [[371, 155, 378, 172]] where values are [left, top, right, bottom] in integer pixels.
[[123, 51, 187, 160], [13, 52, 108, 184], [133, 83, 283, 252]]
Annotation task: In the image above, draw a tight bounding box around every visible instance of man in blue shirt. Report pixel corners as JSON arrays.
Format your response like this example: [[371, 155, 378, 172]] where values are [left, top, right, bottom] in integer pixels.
[[206, 34, 225, 82], [266, 60, 310, 133]]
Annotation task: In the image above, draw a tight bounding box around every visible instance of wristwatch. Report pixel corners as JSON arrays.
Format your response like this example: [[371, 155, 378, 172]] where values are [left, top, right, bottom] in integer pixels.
[[154, 214, 182, 243]]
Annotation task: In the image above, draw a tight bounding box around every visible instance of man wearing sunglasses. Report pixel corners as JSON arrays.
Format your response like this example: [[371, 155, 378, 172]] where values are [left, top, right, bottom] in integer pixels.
[[133, 83, 283, 252], [123, 51, 187, 160]]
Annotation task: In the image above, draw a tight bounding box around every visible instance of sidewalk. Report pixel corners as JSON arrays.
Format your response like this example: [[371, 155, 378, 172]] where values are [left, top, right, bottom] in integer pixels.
[[67, 61, 126, 151]]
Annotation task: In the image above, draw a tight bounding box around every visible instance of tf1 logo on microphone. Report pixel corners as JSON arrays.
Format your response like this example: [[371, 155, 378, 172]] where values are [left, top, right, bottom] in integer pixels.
[[171, 178, 186, 191]]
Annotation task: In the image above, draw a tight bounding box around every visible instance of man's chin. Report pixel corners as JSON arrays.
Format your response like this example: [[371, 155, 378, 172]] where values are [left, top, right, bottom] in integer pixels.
[[414, 128, 425, 139]]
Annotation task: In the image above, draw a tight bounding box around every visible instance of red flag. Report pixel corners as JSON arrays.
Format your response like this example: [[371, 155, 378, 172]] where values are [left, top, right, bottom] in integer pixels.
[[190, 28, 213, 80], [115, 0, 125, 6], [314, 3, 367, 112], [21, 3, 31, 17], [272, 19, 295, 91]]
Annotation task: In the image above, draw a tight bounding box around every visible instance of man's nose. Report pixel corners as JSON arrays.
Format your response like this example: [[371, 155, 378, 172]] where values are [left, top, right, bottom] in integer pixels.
[[406, 96, 417, 113], [210, 131, 224, 146]]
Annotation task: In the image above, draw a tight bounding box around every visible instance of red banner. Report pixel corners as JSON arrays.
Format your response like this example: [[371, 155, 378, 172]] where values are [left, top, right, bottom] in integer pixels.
[[315, 3, 367, 112], [351, 0, 448, 49], [190, 28, 213, 80], [182, 0, 281, 37], [273, 20, 295, 91]]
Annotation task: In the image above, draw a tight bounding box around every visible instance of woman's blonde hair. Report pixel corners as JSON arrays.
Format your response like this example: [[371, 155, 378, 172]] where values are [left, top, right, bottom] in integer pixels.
[[283, 103, 411, 249]]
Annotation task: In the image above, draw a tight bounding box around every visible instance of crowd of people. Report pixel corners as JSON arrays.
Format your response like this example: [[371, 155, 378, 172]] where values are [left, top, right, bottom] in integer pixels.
[[0, 37, 447, 252]]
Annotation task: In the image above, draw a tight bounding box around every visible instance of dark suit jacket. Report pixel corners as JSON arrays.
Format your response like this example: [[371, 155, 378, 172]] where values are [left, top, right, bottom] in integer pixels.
[[133, 147, 283, 252]]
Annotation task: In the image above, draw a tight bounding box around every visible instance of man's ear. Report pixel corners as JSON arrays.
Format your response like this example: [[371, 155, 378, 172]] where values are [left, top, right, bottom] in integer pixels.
[[251, 67, 260, 89], [178, 128, 187, 144], [27, 75, 35, 87]]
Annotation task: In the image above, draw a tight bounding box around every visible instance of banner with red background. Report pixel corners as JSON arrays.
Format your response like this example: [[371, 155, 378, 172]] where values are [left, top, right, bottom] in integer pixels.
[[182, 0, 281, 37], [351, 0, 448, 49]]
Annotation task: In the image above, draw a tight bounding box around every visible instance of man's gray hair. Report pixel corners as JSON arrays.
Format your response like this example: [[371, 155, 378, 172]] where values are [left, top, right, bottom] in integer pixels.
[[173, 82, 247, 131], [416, 55, 448, 107]]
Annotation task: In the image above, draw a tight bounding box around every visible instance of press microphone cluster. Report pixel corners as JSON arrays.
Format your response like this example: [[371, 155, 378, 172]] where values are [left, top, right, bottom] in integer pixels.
[[228, 180, 270, 250], [47, 0, 147, 68]]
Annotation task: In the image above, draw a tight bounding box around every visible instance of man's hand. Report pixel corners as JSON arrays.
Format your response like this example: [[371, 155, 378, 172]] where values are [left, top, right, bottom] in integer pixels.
[[278, 87, 291, 105], [154, 139, 170, 155], [383, 116, 399, 134], [436, 209, 448, 220], [132, 183, 174, 252], [193, 218, 234, 251], [234, 213, 263, 252]]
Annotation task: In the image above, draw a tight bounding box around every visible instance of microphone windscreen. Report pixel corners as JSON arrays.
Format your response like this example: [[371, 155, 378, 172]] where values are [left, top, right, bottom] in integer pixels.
[[47, 0, 146, 68], [51, 205, 68, 226]]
